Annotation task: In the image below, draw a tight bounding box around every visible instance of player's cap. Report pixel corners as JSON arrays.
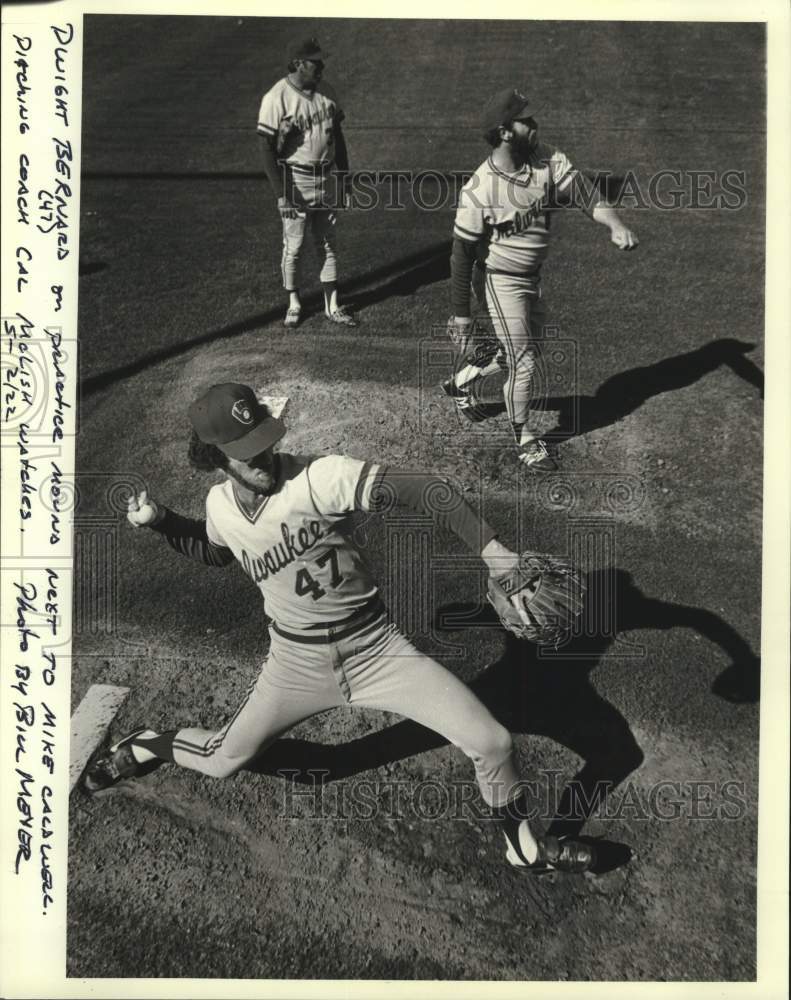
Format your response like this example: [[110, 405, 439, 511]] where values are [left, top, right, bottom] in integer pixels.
[[291, 37, 326, 62], [482, 88, 538, 134], [188, 383, 286, 461]]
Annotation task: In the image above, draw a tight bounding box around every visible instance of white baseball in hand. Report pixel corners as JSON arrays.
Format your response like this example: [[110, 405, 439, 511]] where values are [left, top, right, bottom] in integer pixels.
[[611, 226, 638, 251], [127, 490, 160, 528]]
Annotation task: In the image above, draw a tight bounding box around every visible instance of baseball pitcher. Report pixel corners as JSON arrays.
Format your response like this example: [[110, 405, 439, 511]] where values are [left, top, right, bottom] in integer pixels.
[[447, 88, 638, 471], [85, 381, 592, 877]]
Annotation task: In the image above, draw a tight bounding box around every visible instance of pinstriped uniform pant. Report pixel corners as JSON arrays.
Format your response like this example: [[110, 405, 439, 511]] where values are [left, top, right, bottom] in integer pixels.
[[484, 271, 548, 443], [170, 613, 520, 809], [281, 210, 338, 290], [280, 167, 340, 291]]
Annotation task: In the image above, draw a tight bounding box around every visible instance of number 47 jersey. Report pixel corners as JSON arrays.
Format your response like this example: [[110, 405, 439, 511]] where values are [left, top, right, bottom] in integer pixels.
[[205, 453, 382, 634]]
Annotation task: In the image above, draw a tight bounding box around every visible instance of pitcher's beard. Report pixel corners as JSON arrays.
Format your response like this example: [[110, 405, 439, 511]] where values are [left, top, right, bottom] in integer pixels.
[[512, 135, 536, 162], [228, 455, 280, 497]]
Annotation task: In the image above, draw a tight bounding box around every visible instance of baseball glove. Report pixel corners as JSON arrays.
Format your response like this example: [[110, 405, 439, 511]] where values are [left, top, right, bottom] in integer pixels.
[[487, 551, 586, 645], [446, 316, 500, 368]]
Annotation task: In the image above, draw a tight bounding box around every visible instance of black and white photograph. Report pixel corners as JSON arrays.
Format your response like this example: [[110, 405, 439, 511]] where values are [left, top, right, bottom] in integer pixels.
[[1, 0, 789, 994]]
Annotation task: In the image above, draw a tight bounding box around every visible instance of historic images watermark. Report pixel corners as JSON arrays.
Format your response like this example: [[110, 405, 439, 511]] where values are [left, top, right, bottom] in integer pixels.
[[275, 772, 748, 823], [291, 168, 750, 213]]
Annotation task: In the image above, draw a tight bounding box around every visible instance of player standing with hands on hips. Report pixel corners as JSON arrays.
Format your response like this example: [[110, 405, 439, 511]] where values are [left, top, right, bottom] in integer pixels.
[[447, 88, 638, 471], [257, 38, 357, 329], [85, 380, 593, 877]]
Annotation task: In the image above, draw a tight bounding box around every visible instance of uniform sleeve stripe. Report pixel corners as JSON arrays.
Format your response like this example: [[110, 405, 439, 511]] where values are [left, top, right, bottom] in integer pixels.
[[455, 222, 483, 236], [354, 461, 381, 511], [257, 123, 277, 135], [453, 224, 483, 241]]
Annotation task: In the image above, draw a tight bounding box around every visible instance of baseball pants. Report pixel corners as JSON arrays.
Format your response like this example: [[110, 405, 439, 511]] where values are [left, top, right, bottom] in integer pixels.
[[484, 271, 548, 444], [170, 614, 521, 809], [281, 209, 338, 291]]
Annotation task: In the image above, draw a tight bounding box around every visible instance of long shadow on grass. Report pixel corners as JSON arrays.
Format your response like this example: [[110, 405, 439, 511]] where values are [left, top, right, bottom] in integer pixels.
[[543, 337, 764, 438], [472, 337, 764, 438], [80, 239, 452, 399], [247, 569, 759, 847]]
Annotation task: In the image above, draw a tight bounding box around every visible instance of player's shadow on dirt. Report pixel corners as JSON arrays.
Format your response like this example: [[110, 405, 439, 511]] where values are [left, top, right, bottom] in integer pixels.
[[541, 338, 764, 440], [248, 569, 759, 865]]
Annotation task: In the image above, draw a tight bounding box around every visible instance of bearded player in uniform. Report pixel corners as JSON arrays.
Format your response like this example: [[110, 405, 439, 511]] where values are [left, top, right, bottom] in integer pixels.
[[85, 380, 594, 877], [446, 88, 638, 471], [257, 38, 357, 329]]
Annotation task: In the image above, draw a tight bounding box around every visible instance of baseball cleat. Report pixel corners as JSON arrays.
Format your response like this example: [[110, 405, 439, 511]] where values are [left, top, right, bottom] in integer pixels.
[[506, 833, 596, 875], [283, 306, 302, 328], [455, 396, 489, 423], [325, 306, 358, 327], [517, 439, 558, 472], [83, 729, 161, 793]]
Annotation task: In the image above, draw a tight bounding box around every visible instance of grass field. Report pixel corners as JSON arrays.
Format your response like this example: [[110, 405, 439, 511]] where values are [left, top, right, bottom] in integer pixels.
[[68, 16, 765, 981]]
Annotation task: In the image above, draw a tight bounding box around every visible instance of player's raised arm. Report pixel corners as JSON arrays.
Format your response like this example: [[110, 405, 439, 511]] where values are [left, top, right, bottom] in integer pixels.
[[361, 468, 583, 643], [127, 489, 163, 529], [126, 490, 234, 568], [306, 456, 505, 564], [592, 203, 639, 250], [558, 169, 639, 250], [361, 466, 518, 569]]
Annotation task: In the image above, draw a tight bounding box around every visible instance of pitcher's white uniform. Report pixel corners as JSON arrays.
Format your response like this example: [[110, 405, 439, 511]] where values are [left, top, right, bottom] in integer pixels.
[[206, 454, 379, 632], [168, 453, 520, 809], [454, 143, 577, 278]]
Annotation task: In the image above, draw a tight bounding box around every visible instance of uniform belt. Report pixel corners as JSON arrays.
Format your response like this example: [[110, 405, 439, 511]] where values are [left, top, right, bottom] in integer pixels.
[[285, 161, 334, 174], [271, 595, 385, 644]]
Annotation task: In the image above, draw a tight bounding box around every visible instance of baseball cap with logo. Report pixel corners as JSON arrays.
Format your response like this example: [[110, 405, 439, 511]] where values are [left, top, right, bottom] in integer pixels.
[[188, 383, 286, 461], [481, 88, 539, 135], [291, 37, 326, 62]]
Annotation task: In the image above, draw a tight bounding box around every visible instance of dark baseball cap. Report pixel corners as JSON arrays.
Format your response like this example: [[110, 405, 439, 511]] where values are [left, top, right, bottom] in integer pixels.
[[482, 88, 539, 135], [291, 37, 326, 61], [188, 383, 286, 461]]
